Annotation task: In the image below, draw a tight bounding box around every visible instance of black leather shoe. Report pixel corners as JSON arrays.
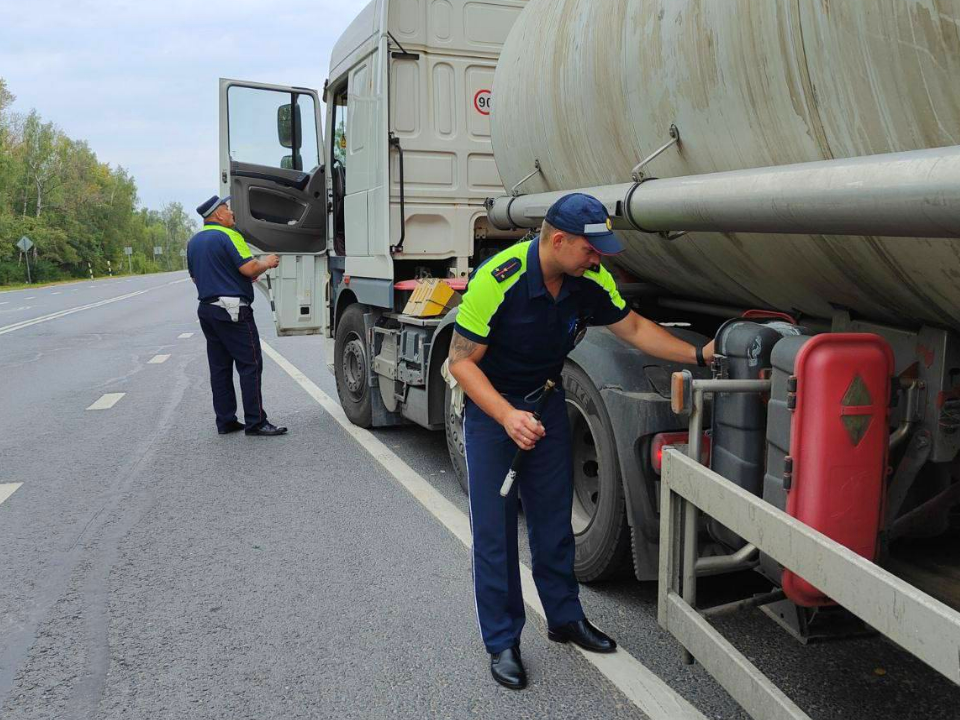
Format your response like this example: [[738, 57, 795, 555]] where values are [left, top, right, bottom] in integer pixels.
[[245, 422, 288, 436], [490, 645, 526, 689], [548, 619, 617, 653], [218, 420, 244, 435]]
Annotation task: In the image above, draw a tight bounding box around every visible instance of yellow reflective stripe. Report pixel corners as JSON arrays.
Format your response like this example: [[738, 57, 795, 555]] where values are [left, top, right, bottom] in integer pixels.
[[584, 264, 626, 310], [205, 224, 253, 260], [456, 241, 530, 339]]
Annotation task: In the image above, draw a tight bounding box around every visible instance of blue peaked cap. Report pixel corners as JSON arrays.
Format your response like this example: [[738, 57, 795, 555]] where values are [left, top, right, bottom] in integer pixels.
[[197, 195, 231, 218], [544, 193, 624, 255]]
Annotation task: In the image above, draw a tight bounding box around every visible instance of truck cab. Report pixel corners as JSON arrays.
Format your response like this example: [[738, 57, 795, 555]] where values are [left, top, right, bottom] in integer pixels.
[[219, 0, 526, 428]]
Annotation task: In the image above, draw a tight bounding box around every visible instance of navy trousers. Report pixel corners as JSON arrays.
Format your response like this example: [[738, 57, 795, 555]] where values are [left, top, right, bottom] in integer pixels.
[[464, 389, 584, 654], [197, 303, 268, 432]]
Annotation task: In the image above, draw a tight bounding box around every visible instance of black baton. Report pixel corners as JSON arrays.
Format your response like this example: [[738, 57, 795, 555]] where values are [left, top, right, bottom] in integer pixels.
[[500, 379, 557, 497]]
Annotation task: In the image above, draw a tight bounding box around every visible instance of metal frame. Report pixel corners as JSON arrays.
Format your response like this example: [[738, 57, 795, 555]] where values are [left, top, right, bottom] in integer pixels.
[[658, 379, 960, 720]]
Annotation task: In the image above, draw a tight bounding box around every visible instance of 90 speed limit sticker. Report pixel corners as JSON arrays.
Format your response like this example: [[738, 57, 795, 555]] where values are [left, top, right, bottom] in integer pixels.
[[474, 89, 491, 115]]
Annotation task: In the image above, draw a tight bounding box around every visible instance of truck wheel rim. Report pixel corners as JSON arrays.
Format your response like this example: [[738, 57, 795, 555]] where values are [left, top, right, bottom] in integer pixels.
[[448, 403, 465, 457], [343, 332, 366, 398], [567, 398, 601, 535]]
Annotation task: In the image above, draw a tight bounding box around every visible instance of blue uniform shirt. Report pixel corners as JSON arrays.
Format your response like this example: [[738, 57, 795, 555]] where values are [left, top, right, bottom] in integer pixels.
[[187, 223, 255, 303], [455, 237, 630, 395]]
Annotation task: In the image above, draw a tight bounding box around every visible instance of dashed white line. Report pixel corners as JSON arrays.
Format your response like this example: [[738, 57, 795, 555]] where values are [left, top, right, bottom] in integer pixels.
[[148, 354, 170, 364], [178, 333, 194, 339], [0, 483, 22, 506], [0, 302, 8, 306], [52, 292, 61, 295], [259, 339, 706, 720], [25, 296, 35, 300], [87, 393, 125, 410]]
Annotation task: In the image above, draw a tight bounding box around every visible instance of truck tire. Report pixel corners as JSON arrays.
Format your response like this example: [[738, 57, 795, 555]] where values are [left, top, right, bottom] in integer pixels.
[[335, 304, 372, 427], [444, 382, 469, 494], [562, 361, 631, 582]]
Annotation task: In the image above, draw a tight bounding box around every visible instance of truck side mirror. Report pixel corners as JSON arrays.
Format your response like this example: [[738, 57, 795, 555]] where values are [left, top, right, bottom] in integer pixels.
[[277, 102, 302, 150], [280, 153, 303, 170]]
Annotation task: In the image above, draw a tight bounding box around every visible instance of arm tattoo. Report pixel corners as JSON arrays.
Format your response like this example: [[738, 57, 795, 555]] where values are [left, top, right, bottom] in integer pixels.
[[449, 332, 480, 363]]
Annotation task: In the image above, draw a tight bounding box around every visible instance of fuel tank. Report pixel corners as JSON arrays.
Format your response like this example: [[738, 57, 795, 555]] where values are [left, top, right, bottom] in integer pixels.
[[491, 0, 960, 329]]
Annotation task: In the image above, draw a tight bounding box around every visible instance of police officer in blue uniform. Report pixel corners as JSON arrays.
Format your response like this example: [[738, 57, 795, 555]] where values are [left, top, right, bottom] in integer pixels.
[[449, 193, 714, 689], [187, 195, 288, 437]]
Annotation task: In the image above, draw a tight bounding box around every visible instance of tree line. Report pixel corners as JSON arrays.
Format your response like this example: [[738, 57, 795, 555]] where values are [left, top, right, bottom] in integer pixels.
[[0, 77, 197, 285]]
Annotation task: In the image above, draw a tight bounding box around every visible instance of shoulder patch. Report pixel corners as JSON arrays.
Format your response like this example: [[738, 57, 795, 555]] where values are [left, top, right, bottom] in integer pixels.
[[490, 257, 522, 283]]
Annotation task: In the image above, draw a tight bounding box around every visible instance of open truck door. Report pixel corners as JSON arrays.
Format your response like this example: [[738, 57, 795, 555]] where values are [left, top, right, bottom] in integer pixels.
[[218, 78, 328, 336]]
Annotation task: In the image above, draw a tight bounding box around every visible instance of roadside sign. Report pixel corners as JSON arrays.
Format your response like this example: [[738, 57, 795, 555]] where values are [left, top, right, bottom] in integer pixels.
[[153, 246, 163, 255], [17, 236, 34, 283], [474, 89, 491, 116], [124, 246, 133, 256], [179, 248, 186, 257]]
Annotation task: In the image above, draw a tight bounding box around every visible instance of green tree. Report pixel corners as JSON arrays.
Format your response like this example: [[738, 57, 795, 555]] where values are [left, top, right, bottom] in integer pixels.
[[0, 76, 198, 284]]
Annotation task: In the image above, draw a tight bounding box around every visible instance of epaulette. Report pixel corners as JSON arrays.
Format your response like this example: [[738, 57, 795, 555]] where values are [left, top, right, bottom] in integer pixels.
[[490, 257, 522, 283]]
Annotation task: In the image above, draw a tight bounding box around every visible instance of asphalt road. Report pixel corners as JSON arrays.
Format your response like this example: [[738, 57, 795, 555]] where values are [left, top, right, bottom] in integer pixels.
[[1, 272, 958, 719]]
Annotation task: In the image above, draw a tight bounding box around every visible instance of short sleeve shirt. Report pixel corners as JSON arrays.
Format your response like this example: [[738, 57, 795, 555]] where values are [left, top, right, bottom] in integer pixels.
[[187, 223, 255, 303], [455, 237, 629, 395]]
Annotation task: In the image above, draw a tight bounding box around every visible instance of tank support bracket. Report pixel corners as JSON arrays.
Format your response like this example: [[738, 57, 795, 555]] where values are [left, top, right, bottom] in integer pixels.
[[631, 124, 680, 182], [510, 158, 542, 197]]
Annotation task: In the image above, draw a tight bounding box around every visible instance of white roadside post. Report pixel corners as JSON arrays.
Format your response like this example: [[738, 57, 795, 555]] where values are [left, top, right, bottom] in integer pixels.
[[124, 246, 133, 275]]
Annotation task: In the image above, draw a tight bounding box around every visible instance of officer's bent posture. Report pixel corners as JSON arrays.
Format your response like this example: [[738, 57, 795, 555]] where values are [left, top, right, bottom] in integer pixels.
[[449, 193, 715, 690], [187, 195, 288, 437]]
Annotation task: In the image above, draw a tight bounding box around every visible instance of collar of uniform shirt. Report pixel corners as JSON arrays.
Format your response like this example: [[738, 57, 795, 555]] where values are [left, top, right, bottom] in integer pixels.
[[525, 236, 582, 301]]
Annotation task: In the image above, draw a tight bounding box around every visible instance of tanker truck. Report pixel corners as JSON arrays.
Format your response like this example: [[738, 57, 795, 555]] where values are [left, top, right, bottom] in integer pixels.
[[217, 0, 960, 714]]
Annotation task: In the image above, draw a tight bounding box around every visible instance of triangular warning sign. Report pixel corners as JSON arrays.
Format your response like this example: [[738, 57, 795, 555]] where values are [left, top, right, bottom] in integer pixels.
[[841, 374, 873, 446]]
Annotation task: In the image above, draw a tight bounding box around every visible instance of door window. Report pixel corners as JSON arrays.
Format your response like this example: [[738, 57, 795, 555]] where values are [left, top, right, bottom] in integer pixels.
[[227, 86, 320, 171], [332, 86, 349, 170]]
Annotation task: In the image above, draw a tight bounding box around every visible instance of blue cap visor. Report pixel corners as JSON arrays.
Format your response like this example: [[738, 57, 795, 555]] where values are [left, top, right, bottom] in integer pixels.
[[584, 230, 624, 255]]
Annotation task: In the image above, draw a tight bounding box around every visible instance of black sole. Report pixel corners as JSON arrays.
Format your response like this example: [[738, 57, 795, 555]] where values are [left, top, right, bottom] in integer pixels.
[[491, 674, 527, 690], [547, 631, 617, 653]]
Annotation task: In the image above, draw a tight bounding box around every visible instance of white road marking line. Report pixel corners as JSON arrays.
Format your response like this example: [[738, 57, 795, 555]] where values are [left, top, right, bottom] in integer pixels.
[[87, 393, 125, 410], [260, 340, 705, 720], [25, 296, 35, 299], [0, 483, 23, 506], [0, 302, 8, 305], [148, 354, 170, 364], [52, 292, 61, 295], [178, 332, 194, 339], [0, 280, 183, 336]]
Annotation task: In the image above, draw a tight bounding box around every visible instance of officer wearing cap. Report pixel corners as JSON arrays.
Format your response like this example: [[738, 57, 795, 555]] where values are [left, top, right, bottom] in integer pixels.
[[187, 195, 288, 436], [449, 193, 714, 689]]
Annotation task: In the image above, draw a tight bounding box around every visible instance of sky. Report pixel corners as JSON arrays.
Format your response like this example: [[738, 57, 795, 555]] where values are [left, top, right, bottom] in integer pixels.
[[0, 0, 367, 216]]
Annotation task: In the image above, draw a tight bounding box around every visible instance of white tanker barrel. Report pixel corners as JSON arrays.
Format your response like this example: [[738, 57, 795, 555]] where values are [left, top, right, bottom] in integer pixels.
[[487, 145, 960, 238], [490, 0, 960, 330]]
